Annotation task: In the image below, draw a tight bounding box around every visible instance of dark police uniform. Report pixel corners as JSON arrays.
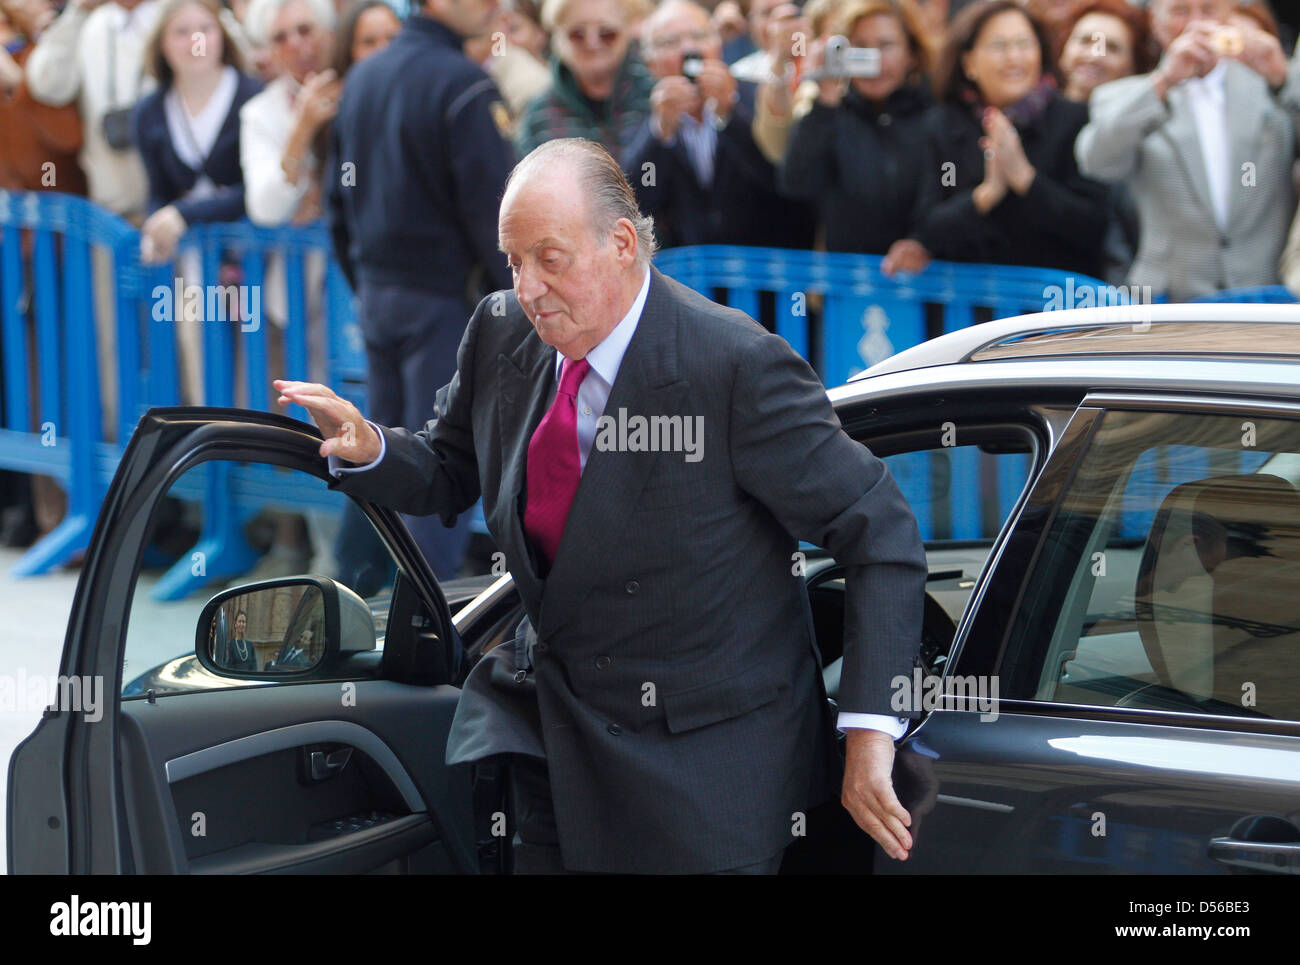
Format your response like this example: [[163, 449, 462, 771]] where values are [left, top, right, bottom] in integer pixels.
[[328, 13, 515, 580]]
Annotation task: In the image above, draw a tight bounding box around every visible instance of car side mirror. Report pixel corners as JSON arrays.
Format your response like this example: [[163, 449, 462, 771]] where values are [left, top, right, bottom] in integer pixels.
[[196, 576, 378, 678]]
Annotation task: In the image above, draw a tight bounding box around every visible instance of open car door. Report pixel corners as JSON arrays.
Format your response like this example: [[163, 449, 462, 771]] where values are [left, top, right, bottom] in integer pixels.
[[8, 407, 478, 874]]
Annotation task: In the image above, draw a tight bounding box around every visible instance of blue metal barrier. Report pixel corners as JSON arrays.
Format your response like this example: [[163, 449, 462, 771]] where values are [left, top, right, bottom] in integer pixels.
[[0, 191, 140, 577], [654, 245, 1120, 388]]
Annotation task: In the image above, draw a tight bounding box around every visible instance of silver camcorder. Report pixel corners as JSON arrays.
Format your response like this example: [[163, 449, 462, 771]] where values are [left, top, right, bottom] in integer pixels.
[[813, 35, 882, 79]]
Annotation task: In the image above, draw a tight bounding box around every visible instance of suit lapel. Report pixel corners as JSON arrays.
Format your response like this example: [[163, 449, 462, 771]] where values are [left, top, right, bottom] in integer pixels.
[[1223, 62, 1266, 234], [1161, 84, 1218, 226], [537, 266, 690, 640], [497, 330, 556, 596]]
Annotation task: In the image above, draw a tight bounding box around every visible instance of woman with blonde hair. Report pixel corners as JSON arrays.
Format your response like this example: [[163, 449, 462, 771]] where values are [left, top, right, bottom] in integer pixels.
[[132, 0, 262, 404], [133, 0, 261, 264], [515, 0, 653, 156]]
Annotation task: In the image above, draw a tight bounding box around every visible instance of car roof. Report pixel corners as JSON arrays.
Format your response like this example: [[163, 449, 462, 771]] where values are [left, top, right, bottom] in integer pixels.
[[851, 304, 1300, 381]]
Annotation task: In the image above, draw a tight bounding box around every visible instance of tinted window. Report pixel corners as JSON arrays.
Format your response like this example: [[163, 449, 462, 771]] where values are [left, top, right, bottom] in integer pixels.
[[998, 409, 1300, 721]]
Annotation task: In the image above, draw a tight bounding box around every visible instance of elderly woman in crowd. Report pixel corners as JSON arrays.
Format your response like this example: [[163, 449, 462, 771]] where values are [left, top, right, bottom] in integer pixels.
[[514, 0, 653, 157], [778, 0, 934, 263], [1056, 0, 1150, 103], [275, 0, 397, 188], [900, 0, 1108, 277], [239, 0, 335, 226]]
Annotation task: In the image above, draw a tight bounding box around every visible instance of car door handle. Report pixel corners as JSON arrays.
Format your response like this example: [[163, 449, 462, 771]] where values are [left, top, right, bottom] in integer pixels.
[[1207, 838, 1300, 874], [1209, 815, 1300, 874], [310, 747, 353, 781]]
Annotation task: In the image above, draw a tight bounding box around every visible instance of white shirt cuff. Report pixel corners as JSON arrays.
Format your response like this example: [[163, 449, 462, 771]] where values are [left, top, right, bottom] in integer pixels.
[[327, 420, 386, 476], [836, 713, 908, 740]]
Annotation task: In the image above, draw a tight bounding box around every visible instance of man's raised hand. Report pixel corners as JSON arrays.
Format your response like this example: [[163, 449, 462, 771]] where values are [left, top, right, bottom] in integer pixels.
[[273, 380, 383, 465]]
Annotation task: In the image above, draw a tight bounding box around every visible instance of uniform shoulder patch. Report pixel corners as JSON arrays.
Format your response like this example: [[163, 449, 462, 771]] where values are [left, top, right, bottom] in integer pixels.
[[490, 100, 513, 139]]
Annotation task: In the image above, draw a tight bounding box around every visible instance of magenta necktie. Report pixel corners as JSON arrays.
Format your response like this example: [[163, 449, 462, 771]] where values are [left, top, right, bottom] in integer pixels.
[[524, 356, 591, 569]]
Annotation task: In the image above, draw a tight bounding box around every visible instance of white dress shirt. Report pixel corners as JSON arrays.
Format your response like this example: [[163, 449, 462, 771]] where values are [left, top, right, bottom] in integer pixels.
[[239, 74, 311, 226], [1184, 61, 1231, 232], [331, 266, 907, 739], [165, 65, 240, 203]]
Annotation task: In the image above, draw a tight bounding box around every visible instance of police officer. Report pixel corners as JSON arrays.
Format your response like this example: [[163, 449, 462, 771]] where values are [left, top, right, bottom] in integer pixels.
[[327, 0, 514, 581]]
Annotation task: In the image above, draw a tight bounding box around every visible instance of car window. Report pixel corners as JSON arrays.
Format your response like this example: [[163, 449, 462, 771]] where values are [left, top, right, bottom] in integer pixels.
[[121, 459, 399, 697], [878, 438, 1035, 630], [998, 408, 1300, 722]]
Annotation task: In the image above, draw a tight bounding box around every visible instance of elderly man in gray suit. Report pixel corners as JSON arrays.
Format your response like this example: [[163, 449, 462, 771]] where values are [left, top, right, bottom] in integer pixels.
[[275, 137, 927, 874], [1076, 0, 1300, 301]]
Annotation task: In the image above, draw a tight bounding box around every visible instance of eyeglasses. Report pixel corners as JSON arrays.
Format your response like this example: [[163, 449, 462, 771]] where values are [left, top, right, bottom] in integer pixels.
[[646, 29, 714, 51], [565, 23, 622, 47], [974, 37, 1037, 55]]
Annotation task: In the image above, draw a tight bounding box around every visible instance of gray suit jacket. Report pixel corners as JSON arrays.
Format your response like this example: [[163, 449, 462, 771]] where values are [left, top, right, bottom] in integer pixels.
[[333, 265, 927, 872], [1076, 59, 1300, 301]]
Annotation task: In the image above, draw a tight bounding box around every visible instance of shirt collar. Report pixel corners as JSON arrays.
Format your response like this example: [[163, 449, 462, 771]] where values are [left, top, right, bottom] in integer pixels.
[[1187, 60, 1227, 99], [555, 266, 652, 386]]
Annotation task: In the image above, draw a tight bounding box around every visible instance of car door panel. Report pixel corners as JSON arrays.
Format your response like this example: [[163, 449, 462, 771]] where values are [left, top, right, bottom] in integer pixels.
[[891, 709, 1300, 873], [886, 397, 1300, 874], [8, 408, 475, 874], [118, 681, 473, 873]]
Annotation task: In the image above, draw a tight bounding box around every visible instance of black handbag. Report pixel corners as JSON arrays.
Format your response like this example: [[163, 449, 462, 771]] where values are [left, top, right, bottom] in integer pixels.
[[102, 106, 136, 150]]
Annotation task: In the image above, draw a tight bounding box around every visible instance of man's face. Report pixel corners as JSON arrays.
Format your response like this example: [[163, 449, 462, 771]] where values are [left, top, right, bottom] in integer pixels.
[[498, 168, 635, 359], [644, 4, 720, 79], [1150, 0, 1231, 50], [269, 0, 332, 83]]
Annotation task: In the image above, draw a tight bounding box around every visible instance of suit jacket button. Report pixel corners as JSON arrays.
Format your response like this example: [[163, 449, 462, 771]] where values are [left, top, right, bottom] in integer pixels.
[[607, 723, 622, 736], [625, 580, 639, 594], [535, 642, 549, 655], [595, 655, 612, 670]]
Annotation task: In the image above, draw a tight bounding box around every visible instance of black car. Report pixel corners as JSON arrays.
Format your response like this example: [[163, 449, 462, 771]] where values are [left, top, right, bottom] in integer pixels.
[[10, 303, 1300, 874]]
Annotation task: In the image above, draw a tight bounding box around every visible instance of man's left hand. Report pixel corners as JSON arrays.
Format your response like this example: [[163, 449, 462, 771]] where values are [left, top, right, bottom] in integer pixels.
[[842, 728, 913, 860]]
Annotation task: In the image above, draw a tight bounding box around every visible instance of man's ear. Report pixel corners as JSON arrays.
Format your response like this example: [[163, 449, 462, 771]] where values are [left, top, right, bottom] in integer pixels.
[[612, 217, 639, 267]]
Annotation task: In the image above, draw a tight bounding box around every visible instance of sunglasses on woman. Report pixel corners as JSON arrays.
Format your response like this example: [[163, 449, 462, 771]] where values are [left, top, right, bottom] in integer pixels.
[[566, 23, 622, 47]]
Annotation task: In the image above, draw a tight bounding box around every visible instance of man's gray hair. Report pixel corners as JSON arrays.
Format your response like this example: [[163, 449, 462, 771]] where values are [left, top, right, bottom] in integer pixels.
[[507, 138, 658, 269], [245, 0, 336, 46]]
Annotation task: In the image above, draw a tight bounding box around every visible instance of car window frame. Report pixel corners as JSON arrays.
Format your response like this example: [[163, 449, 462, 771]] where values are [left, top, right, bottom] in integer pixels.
[[958, 391, 1300, 738]]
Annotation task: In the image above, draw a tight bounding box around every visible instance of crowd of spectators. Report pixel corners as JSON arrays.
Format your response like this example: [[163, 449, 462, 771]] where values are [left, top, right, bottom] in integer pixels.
[[2, 0, 1300, 561], [4, 0, 1297, 288]]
